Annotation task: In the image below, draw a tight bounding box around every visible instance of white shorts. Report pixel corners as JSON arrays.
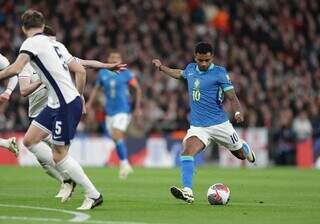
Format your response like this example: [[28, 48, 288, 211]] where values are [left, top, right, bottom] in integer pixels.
[[106, 113, 131, 135], [183, 121, 243, 151]]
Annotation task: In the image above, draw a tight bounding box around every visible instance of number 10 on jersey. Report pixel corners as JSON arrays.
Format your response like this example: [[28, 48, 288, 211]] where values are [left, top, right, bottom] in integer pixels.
[[192, 90, 201, 101]]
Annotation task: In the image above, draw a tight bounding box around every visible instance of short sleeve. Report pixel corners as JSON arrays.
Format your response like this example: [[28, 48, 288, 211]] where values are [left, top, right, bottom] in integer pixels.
[[181, 64, 191, 79], [181, 70, 187, 79], [95, 70, 103, 87], [219, 68, 234, 92], [56, 42, 73, 63], [19, 38, 38, 59]]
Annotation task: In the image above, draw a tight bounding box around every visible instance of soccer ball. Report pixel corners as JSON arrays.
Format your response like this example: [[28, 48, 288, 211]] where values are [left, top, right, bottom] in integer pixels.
[[207, 183, 230, 205]]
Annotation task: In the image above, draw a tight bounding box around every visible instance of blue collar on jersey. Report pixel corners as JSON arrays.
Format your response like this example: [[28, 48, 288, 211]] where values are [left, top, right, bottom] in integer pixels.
[[196, 63, 214, 73]]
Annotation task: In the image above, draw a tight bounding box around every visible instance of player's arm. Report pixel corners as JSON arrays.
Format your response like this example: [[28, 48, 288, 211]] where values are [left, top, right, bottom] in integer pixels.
[[224, 89, 244, 123], [18, 76, 42, 97], [76, 58, 127, 71], [67, 58, 86, 113], [152, 59, 183, 80], [129, 77, 142, 117], [0, 76, 18, 102], [68, 58, 86, 95], [0, 53, 30, 80]]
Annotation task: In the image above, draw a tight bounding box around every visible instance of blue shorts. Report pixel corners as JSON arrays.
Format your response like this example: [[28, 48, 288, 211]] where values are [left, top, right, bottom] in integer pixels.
[[32, 96, 82, 145]]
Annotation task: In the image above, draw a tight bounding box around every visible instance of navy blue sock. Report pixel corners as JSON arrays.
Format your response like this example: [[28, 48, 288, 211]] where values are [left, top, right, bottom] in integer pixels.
[[180, 156, 194, 189]]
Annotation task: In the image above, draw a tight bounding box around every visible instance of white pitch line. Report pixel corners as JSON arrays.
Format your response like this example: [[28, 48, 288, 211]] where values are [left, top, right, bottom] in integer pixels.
[[0, 215, 62, 222], [0, 204, 90, 222], [86, 220, 147, 224], [0, 203, 147, 224]]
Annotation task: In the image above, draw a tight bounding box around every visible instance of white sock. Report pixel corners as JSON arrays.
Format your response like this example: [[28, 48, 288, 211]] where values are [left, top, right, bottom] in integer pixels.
[[56, 155, 100, 198], [28, 142, 65, 183], [0, 138, 10, 149], [183, 187, 193, 193], [120, 159, 129, 167]]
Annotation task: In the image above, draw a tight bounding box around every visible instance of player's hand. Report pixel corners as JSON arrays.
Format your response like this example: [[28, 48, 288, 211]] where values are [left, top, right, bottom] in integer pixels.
[[80, 95, 86, 114], [107, 62, 127, 71], [0, 92, 10, 103], [234, 111, 244, 123], [152, 59, 162, 69]]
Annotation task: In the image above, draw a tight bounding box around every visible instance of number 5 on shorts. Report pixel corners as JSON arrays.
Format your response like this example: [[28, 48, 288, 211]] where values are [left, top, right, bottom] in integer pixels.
[[55, 121, 62, 135]]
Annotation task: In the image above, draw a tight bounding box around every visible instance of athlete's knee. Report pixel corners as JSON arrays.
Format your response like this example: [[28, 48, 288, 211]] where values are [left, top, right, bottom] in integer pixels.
[[112, 129, 123, 141], [182, 145, 199, 156], [52, 146, 68, 163], [23, 137, 35, 149], [182, 137, 205, 156]]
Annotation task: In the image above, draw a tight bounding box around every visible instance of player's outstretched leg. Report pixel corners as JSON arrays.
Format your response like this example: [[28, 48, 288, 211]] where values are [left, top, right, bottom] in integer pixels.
[[231, 140, 256, 163], [170, 136, 205, 204], [0, 137, 19, 156]]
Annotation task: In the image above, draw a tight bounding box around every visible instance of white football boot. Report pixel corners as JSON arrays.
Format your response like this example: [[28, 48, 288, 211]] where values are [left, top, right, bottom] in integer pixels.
[[55, 180, 76, 203], [77, 194, 103, 210], [170, 186, 194, 204], [243, 141, 256, 163], [119, 163, 133, 180]]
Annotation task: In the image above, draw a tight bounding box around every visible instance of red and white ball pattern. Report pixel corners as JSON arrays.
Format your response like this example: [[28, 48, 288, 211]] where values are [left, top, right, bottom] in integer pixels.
[[207, 183, 230, 205]]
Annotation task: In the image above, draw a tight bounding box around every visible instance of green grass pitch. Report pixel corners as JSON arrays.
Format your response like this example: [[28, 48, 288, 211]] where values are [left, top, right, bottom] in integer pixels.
[[0, 166, 319, 224]]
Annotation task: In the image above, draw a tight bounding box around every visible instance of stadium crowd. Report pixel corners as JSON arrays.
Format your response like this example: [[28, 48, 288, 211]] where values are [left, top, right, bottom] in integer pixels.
[[0, 0, 320, 163]]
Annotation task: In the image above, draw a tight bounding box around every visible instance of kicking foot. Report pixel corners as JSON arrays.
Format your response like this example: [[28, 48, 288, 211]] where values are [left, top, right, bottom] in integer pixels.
[[170, 186, 194, 204], [119, 163, 133, 180], [77, 194, 103, 210], [243, 142, 256, 163], [55, 179, 76, 203]]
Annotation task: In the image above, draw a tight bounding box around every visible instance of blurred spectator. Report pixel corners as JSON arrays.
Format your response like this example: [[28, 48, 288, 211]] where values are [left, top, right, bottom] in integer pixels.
[[273, 109, 296, 165], [292, 110, 312, 142]]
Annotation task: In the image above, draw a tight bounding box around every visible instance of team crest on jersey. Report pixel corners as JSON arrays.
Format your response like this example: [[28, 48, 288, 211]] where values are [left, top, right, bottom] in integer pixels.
[[194, 79, 200, 89], [192, 79, 201, 101]]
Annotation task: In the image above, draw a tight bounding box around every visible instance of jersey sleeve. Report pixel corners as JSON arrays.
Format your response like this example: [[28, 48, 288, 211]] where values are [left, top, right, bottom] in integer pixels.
[[219, 68, 234, 92], [19, 38, 38, 58], [57, 42, 74, 63], [180, 63, 192, 79], [0, 53, 10, 70]]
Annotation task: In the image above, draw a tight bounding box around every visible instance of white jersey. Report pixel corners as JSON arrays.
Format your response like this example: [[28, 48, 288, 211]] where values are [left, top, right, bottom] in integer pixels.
[[0, 53, 10, 70], [19, 63, 48, 118], [19, 34, 79, 109]]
